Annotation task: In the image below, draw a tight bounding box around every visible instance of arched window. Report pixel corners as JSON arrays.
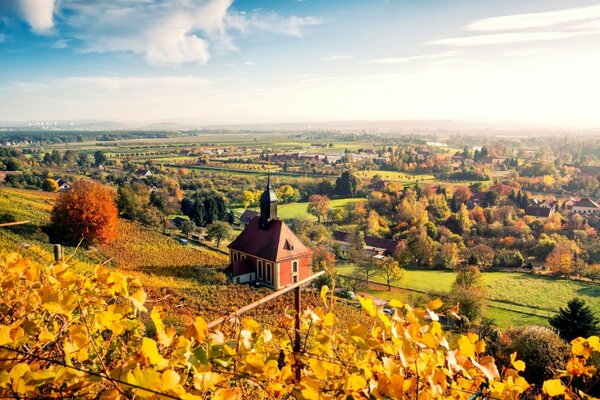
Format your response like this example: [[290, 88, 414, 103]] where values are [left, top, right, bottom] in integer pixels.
[[257, 260, 263, 280], [266, 263, 272, 284], [292, 260, 298, 274], [232, 252, 238, 262]]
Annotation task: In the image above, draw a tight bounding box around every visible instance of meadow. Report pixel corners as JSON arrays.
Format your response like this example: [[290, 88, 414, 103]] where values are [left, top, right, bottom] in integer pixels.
[[354, 170, 435, 183], [276, 198, 365, 220], [335, 263, 600, 327]]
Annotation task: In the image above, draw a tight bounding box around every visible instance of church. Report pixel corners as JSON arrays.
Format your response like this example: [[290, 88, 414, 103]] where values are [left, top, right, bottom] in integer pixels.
[[227, 177, 312, 290]]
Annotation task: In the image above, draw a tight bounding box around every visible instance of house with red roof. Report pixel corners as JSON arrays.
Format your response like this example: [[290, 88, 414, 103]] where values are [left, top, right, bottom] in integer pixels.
[[227, 177, 312, 289]]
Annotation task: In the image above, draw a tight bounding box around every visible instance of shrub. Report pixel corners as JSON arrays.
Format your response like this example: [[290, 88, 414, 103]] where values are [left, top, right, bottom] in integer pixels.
[[504, 325, 569, 384]]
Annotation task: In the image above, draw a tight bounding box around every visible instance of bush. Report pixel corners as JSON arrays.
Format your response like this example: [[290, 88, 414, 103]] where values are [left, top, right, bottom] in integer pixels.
[[503, 325, 569, 384], [549, 298, 599, 342]]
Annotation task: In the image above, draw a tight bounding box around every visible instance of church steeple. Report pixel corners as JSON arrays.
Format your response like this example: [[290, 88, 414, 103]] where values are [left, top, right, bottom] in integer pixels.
[[259, 171, 278, 230]]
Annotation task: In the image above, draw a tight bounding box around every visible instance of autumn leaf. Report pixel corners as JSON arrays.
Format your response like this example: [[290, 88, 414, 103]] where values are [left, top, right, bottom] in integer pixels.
[[543, 379, 566, 397], [510, 352, 526, 372]]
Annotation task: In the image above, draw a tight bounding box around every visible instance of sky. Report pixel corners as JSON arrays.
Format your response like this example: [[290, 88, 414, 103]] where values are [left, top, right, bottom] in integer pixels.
[[1, 0, 600, 128]]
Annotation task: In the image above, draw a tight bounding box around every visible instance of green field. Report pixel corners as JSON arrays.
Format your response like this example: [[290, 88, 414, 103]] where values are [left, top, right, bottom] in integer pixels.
[[276, 198, 365, 220], [335, 263, 600, 328]]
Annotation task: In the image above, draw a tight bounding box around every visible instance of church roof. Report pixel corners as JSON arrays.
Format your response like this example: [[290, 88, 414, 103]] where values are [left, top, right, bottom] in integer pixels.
[[228, 216, 311, 262]]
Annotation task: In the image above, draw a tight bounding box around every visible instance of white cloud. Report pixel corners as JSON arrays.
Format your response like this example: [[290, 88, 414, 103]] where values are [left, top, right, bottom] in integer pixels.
[[244, 61, 255, 66], [466, 4, 600, 31], [225, 11, 324, 37], [320, 54, 354, 61], [19, 0, 55, 33], [52, 39, 69, 48], [426, 30, 600, 47], [366, 50, 462, 64]]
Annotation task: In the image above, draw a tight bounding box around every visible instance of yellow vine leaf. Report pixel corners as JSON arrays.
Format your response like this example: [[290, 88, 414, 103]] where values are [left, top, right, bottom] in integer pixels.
[[128, 289, 147, 312], [140, 338, 167, 368], [358, 296, 377, 317], [0, 325, 12, 346], [389, 299, 403, 308], [345, 374, 367, 393], [457, 335, 475, 358], [510, 352, 526, 372], [543, 379, 566, 397], [214, 387, 242, 400], [320, 285, 329, 307], [426, 298, 443, 311], [185, 317, 208, 342]]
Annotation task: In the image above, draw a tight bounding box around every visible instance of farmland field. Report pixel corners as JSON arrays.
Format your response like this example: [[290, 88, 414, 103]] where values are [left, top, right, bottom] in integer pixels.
[[335, 263, 600, 328]]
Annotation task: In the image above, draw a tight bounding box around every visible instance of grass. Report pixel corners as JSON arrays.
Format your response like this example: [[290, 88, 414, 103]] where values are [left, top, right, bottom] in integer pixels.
[[335, 263, 600, 328], [275, 198, 365, 220]]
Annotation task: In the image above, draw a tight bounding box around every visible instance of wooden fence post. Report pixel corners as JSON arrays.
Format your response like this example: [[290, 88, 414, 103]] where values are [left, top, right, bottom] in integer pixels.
[[53, 244, 62, 262], [294, 286, 302, 383]]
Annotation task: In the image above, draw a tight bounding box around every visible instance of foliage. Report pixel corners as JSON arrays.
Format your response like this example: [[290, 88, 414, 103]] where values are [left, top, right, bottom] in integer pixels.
[[5, 250, 600, 398], [307, 194, 330, 222], [503, 326, 570, 384], [550, 298, 600, 342], [42, 178, 59, 192], [50, 179, 118, 246], [205, 221, 233, 247], [335, 171, 359, 197], [449, 266, 487, 323], [378, 257, 405, 290]]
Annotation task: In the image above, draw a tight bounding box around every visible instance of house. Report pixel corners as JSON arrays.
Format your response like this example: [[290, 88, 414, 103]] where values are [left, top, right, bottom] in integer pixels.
[[332, 231, 399, 259], [239, 209, 259, 227], [227, 177, 312, 289], [54, 179, 70, 191], [135, 169, 152, 179], [525, 199, 556, 218], [571, 198, 600, 216]]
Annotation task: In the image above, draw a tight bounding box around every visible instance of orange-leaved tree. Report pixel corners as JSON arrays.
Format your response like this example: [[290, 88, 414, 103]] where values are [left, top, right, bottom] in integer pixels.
[[50, 179, 118, 246]]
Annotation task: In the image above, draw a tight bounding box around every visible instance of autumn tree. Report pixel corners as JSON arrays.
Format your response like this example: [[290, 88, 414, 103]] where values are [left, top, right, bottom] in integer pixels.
[[453, 185, 472, 204], [206, 221, 233, 247], [546, 240, 579, 276], [435, 242, 460, 269], [379, 257, 405, 291], [50, 179, 118, 246], [307, 194, 330, 222]]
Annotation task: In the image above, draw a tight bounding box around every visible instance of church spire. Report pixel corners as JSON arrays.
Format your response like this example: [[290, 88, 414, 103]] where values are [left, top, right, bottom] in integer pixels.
[[259, 172, 278, 230]]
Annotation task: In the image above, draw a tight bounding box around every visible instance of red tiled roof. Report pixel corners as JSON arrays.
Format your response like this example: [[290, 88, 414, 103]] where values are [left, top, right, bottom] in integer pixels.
[[239, 209, 259, 223], [573, 198, 599, 208], [228, 216, 311, 262]]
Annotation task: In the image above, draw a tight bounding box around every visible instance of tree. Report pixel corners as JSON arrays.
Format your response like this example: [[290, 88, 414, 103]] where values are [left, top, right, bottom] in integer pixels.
[[239, 190, 259, 208], [42, 178, 59, 192], [94, 150, 107, 167], [5, 158, 21, 171], [453, 185, 472, 204], [335, 171, 359, 197], [449, 266, 486, 323], [549, 298, 599, 341], [116, 185, 148, 220], [307, 194, 330, 223], [546, 241, 578, 275], [357, 260, 380, 285], [206, 221, 233, 247], [180, 219, 196, 238], [139, 205, 163, 229], [379, 257, 405, 291], [50, 179, 118, 246], [276, 185, 300, 204], [435, 242, 459, 269]]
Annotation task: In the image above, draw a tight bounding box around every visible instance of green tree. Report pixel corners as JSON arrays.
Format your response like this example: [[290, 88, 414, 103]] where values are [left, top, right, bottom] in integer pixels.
[[449, 266, 486, 323], [94, 150, 107, 167], [335, 171, 359, 197], [180, 219, 196, 238], [379, 257, 405, 291], [549, 298, 599, 341], [206, 221, 233, 247]]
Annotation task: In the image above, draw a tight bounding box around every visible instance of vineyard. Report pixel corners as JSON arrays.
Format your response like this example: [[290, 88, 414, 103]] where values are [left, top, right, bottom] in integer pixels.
[[0, 249, 595, 399]]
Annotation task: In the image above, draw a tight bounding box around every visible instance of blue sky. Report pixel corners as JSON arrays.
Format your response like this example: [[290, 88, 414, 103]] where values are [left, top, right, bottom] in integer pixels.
[[1, 0, 600, 127]]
